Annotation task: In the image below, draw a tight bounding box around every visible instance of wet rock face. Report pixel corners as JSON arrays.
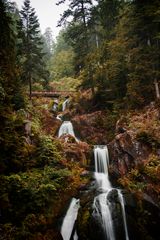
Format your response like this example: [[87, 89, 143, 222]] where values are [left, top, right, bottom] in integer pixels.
[[72, 111, 108, 145], [77, 187, 144, 240], [108, 131, 151, 177]]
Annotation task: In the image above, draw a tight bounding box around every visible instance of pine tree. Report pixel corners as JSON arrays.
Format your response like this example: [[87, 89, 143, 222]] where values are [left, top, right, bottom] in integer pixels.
[[0, 0, 20, 105], [20, 0, 47, 98], [0, 0, 16, 80], [76, 0, 122, 97], [57, 0, 93, 71]]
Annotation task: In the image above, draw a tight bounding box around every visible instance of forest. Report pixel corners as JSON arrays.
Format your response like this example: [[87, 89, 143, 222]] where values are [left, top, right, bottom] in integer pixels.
[[0, 0, 160, 240]]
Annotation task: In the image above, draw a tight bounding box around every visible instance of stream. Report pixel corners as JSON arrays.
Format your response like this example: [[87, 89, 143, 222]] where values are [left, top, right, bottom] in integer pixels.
[[57, 99, 129, 240]]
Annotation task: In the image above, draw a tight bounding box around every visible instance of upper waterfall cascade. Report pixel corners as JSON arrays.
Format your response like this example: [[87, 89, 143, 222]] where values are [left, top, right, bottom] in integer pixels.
[[58, 121, 76, 138], [62, 98, 70, 111]]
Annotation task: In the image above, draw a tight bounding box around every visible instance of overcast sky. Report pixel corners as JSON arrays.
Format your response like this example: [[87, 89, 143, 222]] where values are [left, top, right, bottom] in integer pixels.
[[14, 0, 69, 39]]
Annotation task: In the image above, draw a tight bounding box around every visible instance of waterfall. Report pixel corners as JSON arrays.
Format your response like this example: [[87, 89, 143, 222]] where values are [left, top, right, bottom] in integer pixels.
[[52, 103, 58, 111], [52, 99, 59, 111], [58, 121, 75, 138], [93, 146, 115, 240], [93, 146, 129, 240], [61, 198, 80, 240], [56, 114, 62, 121], [62, 98, 70, 111], [117, 189, 129, 240], [94, 146, 109, 175]]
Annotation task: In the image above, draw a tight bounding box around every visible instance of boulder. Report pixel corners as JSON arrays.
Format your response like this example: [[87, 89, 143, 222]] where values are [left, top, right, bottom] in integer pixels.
[[60, 140, 91, 166], [72, 111, 108, 145], [40, 108, 61, 135], [108, 131, 150, 177]]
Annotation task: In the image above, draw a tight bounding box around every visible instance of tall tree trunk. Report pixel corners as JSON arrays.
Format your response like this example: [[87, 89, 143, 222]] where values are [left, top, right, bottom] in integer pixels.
[[81, 0, 88, 49], [154, 79, 160, 120], [154, 79, 160, 99]]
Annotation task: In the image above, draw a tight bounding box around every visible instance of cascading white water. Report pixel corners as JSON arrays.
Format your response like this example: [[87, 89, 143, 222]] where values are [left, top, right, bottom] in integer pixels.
[[93, 146, 129, 240], [61, 198, 80, 240], [58, 121, 75, 138], [62, 98, 70, 111], [52, 103, 58, 111], [56, 114, 62, 121], [94, 146, 110, 190], [117, 189, 129, 240], [93, 192, 115, 240], [93, 146, 115, 240], [94, 146, 109, 175]]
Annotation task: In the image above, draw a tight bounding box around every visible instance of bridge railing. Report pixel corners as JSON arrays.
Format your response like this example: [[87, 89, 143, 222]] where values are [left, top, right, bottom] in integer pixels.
[[31, 90, 76, 97]]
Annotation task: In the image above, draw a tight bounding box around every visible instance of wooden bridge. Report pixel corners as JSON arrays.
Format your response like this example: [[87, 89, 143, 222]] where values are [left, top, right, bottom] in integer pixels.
[[31, 90, 76, 98]]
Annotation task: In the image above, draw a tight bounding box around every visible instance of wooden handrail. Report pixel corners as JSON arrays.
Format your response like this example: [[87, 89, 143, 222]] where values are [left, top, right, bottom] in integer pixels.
[[30, 90, 76, 97]]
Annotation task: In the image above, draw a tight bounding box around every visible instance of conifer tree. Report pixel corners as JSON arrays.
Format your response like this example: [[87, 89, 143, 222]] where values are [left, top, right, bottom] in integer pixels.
[[0, 0, 18, 104], [20, 0, 47, 98], [57, 0, 93, 71]]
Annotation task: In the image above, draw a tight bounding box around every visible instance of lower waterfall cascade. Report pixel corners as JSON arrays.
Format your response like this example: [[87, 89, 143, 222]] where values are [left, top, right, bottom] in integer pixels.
[[93, 146, 115, 240], [93, 145, 129, 240], [60, 198, 80, 240], [60, 144, 130, 240], [117, 189, 129, 240]]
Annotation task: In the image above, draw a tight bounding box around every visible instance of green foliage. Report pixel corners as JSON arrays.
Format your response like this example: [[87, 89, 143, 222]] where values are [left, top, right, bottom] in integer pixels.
[[50, 49, 75, 80], [32, 83, 44, 91], [56, 0, 93, 70], [52, 77, 80, 91], [0, 0, 25, 109], [49, 29, 76, 90], [0, 111, 28, 173], [57, 0, 160, 109], [108, 1, 160, 108], [11, 91, 26, 110], [103, 110, 119, 140], [35, 135, 62, 167], [0, 167, 71, 230]]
